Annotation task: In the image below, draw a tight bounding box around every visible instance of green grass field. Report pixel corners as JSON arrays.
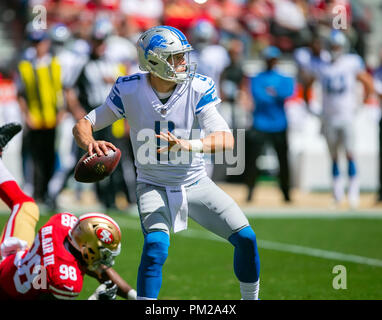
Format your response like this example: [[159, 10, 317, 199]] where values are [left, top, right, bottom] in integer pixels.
[[1, 211, 381, 300]]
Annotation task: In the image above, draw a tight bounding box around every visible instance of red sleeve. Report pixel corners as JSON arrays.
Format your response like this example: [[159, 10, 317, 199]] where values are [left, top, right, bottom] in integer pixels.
[[48, 281, 81, 300], [47, 262, 84, 300]]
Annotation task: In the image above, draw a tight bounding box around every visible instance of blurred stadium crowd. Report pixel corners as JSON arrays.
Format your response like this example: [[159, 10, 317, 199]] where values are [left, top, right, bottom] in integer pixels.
[[0, 0, 381, 212], [0, 0, 373, 63]]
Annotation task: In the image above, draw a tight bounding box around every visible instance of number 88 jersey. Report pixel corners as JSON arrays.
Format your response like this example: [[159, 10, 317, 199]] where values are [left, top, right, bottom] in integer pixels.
[[0, 213, 85, 300]]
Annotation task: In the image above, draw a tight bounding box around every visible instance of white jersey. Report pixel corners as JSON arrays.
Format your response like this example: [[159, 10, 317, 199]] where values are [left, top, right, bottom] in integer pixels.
[[103, 72, 222, 187], [310, 54, 365, 125]]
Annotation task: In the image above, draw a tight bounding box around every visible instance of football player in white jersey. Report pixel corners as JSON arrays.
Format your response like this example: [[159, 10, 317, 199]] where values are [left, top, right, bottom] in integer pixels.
[[303, 30, 374, 208], [72, 26, 260, 300]]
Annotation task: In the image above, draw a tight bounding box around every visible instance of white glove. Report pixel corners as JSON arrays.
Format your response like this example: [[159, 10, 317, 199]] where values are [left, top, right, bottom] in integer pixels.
[[0, 237, 28, 258], [127, 289, 137, 300], [88, 281, 118, 300]]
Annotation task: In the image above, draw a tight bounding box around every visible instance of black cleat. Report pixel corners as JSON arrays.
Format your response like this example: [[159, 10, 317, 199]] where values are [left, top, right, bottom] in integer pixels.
[[0, 122, 22, 152]]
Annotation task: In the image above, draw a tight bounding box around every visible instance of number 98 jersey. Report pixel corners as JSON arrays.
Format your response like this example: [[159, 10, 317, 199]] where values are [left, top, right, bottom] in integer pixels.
[[0, 213, 85, 300]]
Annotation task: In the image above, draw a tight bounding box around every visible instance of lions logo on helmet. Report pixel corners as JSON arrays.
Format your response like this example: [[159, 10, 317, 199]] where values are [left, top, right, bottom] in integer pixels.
[[137, 26, 196, 83], [143, 34, 168, 58], [68, 213, 121, 271]]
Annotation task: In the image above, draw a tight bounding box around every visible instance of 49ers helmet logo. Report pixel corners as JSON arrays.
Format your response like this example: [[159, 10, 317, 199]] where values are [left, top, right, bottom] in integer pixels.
[[96, 228, 114, 244]]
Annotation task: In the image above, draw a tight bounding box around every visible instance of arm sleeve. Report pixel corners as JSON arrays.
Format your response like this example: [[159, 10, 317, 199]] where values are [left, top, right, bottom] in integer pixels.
[[48, 284, 80, 300], [197, 105, 231, 136], [105, 80, 126, 118], [195, 79, 221, 115], [276, 76, 295, 100], [84, 103, 121, 132]]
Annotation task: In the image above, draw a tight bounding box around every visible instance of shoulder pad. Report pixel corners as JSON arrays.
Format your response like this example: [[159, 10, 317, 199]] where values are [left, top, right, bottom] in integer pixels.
[[191, 73, 215, 94], [345, 54, 364, 68], [344, 53, 361, 62], [114, 73, 143, 94]]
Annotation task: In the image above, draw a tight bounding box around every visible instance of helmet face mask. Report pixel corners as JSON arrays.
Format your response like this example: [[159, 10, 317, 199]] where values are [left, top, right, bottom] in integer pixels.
[[137, 26, 197, 83], [68, 213, 121, 271], [166, 51, 197, 82]]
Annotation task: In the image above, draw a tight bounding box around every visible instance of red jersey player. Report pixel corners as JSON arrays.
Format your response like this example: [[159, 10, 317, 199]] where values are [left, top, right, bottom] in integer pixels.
[[0, 122, 136, 300]]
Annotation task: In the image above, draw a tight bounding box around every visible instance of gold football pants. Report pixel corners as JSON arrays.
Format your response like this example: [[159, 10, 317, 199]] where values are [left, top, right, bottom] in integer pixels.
[[0, 201, 40, 248]]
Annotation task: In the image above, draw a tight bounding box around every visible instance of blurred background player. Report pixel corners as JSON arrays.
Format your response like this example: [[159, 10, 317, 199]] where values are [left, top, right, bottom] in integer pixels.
[[189, 19, 231, 179], [0, 122, 137, 300], [16, 27, 66, 205], [244, 46, 295, 203], [303, 30, 374, 208], [216, 37, 252, 183], [219, 38, 249, 130], [45, 22, 88, 211], [189, 19, 230, 95], [61, 18, 137, 212], [105, 12, 139, 75]]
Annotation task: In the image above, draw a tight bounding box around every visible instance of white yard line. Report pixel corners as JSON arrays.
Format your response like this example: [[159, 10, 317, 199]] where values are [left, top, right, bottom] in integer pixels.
[[257, 240, 382, 268], [243, 209, 382, 219], [116, 219, 382, 268]]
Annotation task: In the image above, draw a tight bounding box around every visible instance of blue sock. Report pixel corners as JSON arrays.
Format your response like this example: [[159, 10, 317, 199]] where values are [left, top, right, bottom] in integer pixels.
[[137, 231, 170, 298], [228, 226, 260, 282], [348, 159, 357, 177], [332, 161, 340, 178]]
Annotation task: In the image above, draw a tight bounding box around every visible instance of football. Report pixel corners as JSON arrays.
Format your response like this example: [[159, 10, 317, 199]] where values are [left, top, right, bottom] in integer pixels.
[[74, 148, 121, 183]]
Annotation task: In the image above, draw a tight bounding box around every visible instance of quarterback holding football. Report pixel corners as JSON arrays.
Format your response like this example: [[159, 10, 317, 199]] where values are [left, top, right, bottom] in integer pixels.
[[73, 26, 261, 300]]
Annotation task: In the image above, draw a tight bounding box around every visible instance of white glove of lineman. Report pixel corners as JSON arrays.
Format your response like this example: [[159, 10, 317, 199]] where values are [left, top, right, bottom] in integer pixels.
[[0, 237, 28, 258], [88, 280, 118, 300], [88, 281, 137, 300]]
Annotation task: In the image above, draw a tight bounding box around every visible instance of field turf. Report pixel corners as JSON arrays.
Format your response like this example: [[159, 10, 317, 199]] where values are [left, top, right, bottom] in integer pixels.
[[0, 211, 381, 300]]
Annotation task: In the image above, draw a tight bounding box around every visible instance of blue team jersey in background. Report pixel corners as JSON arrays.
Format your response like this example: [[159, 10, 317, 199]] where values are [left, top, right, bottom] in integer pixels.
[[250, 69, 294, 132]]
